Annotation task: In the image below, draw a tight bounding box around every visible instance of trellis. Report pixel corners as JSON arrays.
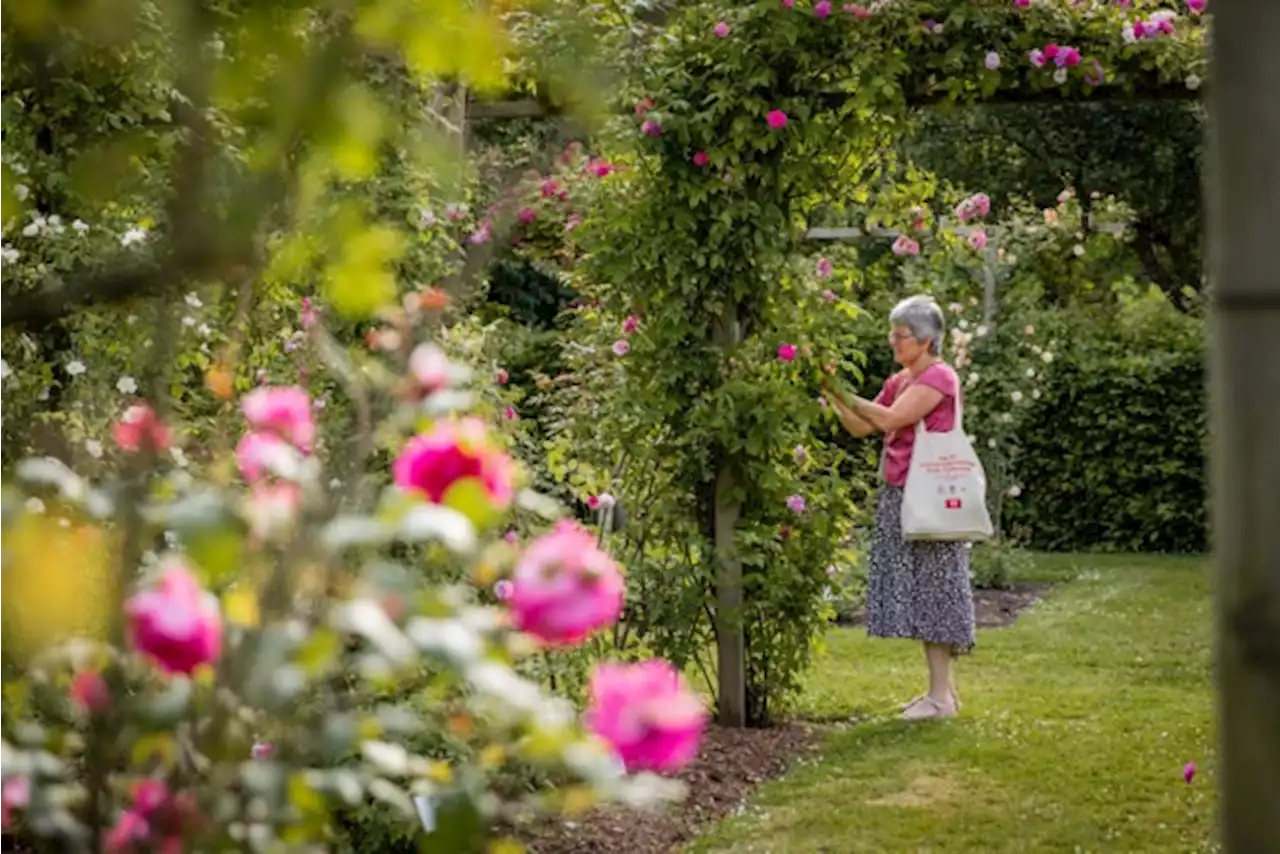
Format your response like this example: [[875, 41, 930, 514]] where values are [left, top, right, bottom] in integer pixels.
[[461, 86, 1180, 730]]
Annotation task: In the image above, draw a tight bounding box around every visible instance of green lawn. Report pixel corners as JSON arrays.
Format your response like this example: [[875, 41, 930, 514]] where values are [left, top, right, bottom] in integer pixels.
[[688, 554, 1219, 853]]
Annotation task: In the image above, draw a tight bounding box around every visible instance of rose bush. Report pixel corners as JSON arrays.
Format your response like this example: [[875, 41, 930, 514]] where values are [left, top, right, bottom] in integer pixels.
[[2, 336, 704, 851]]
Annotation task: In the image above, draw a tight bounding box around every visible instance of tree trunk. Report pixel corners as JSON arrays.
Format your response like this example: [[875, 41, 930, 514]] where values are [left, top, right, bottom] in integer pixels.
[[1204, 4, 1280, 850]]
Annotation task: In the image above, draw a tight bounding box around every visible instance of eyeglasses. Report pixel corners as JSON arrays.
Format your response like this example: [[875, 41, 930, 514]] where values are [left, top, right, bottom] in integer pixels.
[[887, 330, 916, 344]]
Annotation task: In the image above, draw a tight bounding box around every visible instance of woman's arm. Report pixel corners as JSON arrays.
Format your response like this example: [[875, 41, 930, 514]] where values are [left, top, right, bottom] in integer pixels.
[[845, 384, 945, 433], [821, 385, 877, 437]]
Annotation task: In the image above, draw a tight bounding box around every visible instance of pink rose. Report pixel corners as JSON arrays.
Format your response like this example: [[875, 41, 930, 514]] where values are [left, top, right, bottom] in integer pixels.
[[392, 419, 515, 511], [251, 742, 275, 760], [504, 406, 518, 421], [1183, 761, 1196, 783], [782, 0, 795, 7], [634, 98, 654, 116], [612, 339, 630, 357], [241, 385, 314, 450], [235, 430, 293, 483], [469, 222, 492, 245], [540, 179, 559, 197], [1029, 49, 1046, 68], [786, 494, 806, 513], [969, 229, 988, 250], [622, 315, 641, 334], [692, 151, 710, 167], [892, 235, 920, 256], [409, 344, 451, 396], [794, 444, 808, 463], [103, 810, 149, 853], [1186, 0, 1205, 14], [246, 482, 301, 541], [767, 110, 789, 130], [113, 404, 173, 453], [517, 207, 536, 225], [495, 368, 510, 385], [585, 660, 707, 772], [494, 579, 514, 601], [843, 3, 871, 17], [814, 0, 832, 17], [641, 119, 662, 138], [822, 289, 836, 302], [125, 562, 222, 676], [1, 775, 30, 831], [507, 520, 625, 645], [71, 670, 111, 715], [816, 257, 833, 278], [1055, 47, 1081, 68], [777, 343, 797, 362], [713, 21, 730, 37]]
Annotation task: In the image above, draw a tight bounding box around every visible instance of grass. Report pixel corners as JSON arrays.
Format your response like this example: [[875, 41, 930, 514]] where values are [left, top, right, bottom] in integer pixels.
[[687, 554, 1219, 853]]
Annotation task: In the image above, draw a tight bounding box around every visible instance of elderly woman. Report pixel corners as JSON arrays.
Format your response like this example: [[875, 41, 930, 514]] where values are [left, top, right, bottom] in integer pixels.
[[821, 295, 976, 720]]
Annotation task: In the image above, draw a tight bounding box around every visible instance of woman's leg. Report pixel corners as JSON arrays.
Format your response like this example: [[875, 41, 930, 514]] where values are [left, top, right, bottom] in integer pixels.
[[924, 642, 954, 704]]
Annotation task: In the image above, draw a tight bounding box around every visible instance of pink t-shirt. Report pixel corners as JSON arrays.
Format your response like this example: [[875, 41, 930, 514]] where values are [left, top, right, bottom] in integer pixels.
[[874, 362, 961, 488]]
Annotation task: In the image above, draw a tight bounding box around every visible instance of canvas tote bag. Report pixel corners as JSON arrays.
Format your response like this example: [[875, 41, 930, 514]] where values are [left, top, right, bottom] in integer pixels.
[[900, 388, 993, 541]]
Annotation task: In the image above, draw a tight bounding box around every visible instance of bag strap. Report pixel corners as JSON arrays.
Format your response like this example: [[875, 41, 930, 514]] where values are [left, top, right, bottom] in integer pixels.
[[910, 365, 964, 436]]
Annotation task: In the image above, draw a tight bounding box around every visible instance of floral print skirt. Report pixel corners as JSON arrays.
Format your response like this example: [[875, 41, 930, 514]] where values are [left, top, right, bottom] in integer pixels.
[[866, 486, 977, 654]]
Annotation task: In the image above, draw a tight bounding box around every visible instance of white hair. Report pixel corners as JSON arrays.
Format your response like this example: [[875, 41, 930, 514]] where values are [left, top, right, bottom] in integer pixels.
[[888, 295, 945, 355]]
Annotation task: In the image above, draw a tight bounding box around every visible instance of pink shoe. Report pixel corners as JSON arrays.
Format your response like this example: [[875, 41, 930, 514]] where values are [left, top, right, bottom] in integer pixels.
[[901, 695, 957, 721], [902, 689, 961, 712]]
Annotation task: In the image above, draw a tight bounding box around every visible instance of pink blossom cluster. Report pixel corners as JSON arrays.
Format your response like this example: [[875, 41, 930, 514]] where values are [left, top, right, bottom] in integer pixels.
[[464, 141, 614, 244], [113, 404, 172, 453], [953, 192, 991, 222], [892, 235, 920, 256], [486, 517, 706, 770], [235, 385, 314, 483], [1029, 43, 1081, 69], [1129, 11, 1177, 40], [103, 779, 196, 853], [612, 313, 642, 357]]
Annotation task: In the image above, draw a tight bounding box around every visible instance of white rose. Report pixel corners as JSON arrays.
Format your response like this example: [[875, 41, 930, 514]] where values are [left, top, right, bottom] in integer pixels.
[[116, 375, 139, 395]]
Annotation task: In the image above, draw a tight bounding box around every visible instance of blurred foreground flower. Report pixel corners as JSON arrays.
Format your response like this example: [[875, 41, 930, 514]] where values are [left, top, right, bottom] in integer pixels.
[[507, 520, 625, 645], [393, 418, 515, 524], [113, 404, 172, 453], [1, 515, 113, 657], [125, 561, 222, 676], [585, 660, 707, 772]]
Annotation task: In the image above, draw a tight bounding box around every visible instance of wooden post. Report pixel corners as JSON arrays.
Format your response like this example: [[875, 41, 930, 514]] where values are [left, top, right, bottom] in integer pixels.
[[980, 240, 999, 329], [712, 302, 747, 728], [1204, 3, 1280, 850]]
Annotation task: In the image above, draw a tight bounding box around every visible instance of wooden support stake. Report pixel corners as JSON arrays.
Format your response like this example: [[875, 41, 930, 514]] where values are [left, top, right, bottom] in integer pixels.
[[1205, 2, 1280, 850], [712, 302, 747, 728]]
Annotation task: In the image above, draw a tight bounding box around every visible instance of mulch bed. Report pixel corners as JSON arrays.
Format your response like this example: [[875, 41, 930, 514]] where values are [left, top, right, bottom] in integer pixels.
[[838, 581, 1055, 630], [515, 723, 820, 854]]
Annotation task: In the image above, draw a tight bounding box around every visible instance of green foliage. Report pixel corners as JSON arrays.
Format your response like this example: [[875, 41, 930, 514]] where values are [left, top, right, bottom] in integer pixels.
[[1007, 305, 1206, 553], [904, 101, 1205, 308], [968, 541, 1036, 590]]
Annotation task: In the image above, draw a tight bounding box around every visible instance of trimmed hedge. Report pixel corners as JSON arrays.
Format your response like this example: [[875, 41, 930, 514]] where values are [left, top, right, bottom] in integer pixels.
[[1006, 344, 1208, 553]]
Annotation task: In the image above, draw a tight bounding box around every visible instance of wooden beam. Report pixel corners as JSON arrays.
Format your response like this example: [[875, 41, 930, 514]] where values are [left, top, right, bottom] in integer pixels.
[[1205, 2, 1280, 850], [467, 98, 552, 120], [803, 216, 1124, 242], [469, 83, 1202, 125]]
